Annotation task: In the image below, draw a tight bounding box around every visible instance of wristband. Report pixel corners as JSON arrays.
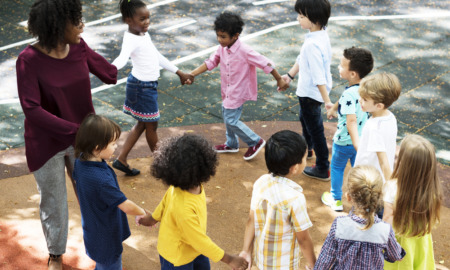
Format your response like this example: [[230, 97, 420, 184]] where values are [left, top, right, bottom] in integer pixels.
[[287, 73, 294, 80]]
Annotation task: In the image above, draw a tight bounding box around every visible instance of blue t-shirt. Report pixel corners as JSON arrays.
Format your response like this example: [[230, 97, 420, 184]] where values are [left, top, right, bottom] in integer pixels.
[[73, 158, 130, 264], [333, 84, 369, 146]]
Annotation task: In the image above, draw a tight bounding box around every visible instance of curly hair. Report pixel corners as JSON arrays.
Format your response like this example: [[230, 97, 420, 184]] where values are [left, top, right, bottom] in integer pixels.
[[28, 0, 83, 52], [119, 0, 147, 22], [75, 114, 121, 161], [151, 134, 218, 190], [343, 47, 374, 79], [214, 12, 244, 37], [347, 165, 383, 230], [265, 130, 307, 176]]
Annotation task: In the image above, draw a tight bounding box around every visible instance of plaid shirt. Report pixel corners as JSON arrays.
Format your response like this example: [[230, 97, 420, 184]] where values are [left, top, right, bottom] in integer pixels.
[[314, 210, 405, 270], [251, 174, 313, 269]]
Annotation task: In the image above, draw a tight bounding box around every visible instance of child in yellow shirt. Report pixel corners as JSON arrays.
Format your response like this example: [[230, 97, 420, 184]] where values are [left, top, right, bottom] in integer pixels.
[[138, 134, 248, 270]]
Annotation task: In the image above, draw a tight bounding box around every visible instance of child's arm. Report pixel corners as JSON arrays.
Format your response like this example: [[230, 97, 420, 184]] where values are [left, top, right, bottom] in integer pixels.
[[327, 101, 339, 119], [384, 227, 406, 262], [317, 84, 333, 111], [239, 210, 255, 269], [313, 220, 338, 269], [190, 63, 208, 78], [118, 199, 146, 216], [382, 202, 394, 225], [295, 229, 316, 269], [346, 114, 359, 151], [137, 210, 159, 227], [376, 151, 392, 180], [271, 69, 289, 91], [175, 70, 194, 85]]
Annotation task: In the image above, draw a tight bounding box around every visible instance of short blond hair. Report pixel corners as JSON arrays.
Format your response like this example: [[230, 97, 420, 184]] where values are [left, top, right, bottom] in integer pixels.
[[359, 73, 401, 108]]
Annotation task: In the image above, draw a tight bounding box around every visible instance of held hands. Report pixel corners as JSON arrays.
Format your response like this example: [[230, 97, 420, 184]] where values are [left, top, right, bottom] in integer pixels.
[[135, 211, 158, 229], [324, 102, 334, 112], [238, 251, 252, 270], [326, 106, 338, 119], [276, 76, 290, 92], [176, 70, 194, 85], [228, 254, 249, 270]]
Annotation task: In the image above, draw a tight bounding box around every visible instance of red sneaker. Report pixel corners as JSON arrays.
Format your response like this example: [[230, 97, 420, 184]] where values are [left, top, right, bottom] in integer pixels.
[[214, 144, 239, 153], [243, 139, 266, 161]]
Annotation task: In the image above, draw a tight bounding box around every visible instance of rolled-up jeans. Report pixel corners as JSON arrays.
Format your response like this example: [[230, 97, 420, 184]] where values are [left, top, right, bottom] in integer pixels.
[[33, 146, 75, 255]]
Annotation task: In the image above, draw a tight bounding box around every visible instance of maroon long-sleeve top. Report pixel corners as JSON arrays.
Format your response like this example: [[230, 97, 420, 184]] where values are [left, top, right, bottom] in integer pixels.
[[16, 39, 117, 172]]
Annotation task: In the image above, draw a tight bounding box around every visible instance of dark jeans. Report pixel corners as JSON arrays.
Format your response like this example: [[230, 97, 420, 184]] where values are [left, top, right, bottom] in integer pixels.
[[160, 255, 210, 270], [298, 96, 329, 171]]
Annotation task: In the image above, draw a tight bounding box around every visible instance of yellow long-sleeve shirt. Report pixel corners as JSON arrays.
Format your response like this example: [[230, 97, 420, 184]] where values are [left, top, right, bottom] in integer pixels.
[[152, 185, 225, 266]]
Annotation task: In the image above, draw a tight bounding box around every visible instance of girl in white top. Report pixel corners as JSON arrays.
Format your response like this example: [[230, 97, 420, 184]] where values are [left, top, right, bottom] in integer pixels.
[[111, 0, 192, 176]]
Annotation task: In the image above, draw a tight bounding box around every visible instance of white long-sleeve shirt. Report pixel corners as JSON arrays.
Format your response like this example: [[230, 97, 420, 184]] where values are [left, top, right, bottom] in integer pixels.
[[112, 31, 178, 81]]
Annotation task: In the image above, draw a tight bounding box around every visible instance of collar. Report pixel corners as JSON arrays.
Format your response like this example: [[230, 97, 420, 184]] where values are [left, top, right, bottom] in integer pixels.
[[77, 157, 109, 169], [226, 38, 242, 53], [345, 83, 360, 89], [348, 207, 382, 225], [269, 174, 304, 193], [305, 29, 326, 38]]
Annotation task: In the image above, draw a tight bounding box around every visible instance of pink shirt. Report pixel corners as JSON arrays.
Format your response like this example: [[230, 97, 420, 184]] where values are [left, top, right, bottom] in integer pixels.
[[204, 39, 274, 109]]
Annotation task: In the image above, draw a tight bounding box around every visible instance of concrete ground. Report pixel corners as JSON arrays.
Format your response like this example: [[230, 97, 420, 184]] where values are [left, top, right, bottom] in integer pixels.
[[0, 0, 449, 269]]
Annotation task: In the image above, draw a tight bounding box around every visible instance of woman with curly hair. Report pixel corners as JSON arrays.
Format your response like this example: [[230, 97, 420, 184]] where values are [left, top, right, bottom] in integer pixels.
[[137, 134, 248, 270], [16, 0, 117, 269]]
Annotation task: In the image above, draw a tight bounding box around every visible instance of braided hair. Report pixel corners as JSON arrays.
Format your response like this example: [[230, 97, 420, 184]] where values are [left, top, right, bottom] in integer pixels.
[[119, 0, 146, 22], [347, 165, 383, 230], [28, 0, 83, 52]]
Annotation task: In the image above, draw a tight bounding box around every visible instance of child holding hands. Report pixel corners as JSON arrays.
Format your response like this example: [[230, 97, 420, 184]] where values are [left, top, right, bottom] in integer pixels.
[[240, 130, 316, 270], [321, 47, 374, 211], [73, 114, 146, 269], [189, 12, 289, 161], [383, 135, 442, 269], [111, 0, 193, 176], [138, 134, 248, 270], [282, 0, 333, 181], [315, 165, 405, 269]]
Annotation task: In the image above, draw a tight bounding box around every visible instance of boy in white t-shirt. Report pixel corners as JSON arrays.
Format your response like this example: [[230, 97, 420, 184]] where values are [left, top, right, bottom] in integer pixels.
[[354, 73, 402, 182]]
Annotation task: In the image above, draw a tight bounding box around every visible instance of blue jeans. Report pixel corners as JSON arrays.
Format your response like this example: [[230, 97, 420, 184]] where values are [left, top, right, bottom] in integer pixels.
[[298, 97, 329, 171], [330, 143, 356, 200], [222, 105, 260, 148], [160, 255, 210, 270], [95, 255, 122, 270]]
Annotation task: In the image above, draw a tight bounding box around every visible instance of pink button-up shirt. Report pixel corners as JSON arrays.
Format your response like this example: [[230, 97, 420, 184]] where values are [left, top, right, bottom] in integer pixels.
[[205, 39, 274, 109]]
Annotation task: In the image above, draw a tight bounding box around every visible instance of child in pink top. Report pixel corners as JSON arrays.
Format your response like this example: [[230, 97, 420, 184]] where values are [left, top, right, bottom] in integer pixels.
[[190, 12, 288, 161]]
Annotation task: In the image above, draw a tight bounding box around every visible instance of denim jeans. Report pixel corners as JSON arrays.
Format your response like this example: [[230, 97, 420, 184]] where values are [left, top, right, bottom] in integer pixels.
[[298, 97, 329, 171], [95, 254, 122, 270], [160, 255, 210, 270], [222, 105, 260, 148], [330, 143, 356, 200], [33, 146, 75, 255]]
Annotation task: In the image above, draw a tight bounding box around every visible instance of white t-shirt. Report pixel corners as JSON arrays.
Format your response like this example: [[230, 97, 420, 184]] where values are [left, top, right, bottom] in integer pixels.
[[112, 31, 178, 81], [354, 111, 397, 181]]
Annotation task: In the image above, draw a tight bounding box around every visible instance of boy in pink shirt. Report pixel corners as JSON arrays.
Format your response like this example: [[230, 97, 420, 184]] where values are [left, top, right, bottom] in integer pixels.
[[190, 12, 288, 160]]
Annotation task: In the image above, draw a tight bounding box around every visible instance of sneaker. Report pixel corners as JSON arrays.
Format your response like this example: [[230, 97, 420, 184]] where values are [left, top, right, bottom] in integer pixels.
[[243, 139, 266, 161], [303, 165, 330, 181], [307, 150, 314, 160], [321, 191, 343, 211], [214, 144, 239, 153]]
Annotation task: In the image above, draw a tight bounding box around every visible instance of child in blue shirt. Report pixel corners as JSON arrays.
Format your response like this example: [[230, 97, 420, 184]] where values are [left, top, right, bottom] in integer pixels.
[[283, 0, 333, 181], [73, 114, 146, 270], [321, 47, 374, 211]]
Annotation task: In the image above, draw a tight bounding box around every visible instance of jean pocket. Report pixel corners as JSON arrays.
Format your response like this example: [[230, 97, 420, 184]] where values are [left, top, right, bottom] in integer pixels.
[[126, 82, 139, 104]]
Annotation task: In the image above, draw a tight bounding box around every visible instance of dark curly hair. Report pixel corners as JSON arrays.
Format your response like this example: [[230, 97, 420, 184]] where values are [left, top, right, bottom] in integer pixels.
[[119, 0, 147, 22], [294, 0, 331, 28], [28, 0, 83, 52], [151, 134, 218, 190], [214, 11, 244, 37], [265, 130, 307, 176], [343, 47, 374, 79]]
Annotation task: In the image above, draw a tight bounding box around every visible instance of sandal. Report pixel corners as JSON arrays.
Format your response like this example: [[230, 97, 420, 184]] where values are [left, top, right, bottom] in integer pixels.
[[112, 159, 140, 176]]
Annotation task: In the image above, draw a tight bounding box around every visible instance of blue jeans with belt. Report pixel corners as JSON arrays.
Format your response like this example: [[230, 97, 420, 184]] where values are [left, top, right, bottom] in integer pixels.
[[298, 97, 329, 171]]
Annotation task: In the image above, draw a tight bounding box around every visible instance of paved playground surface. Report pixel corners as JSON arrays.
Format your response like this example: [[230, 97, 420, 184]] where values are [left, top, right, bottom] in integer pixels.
[[0, 0, 449, 269]]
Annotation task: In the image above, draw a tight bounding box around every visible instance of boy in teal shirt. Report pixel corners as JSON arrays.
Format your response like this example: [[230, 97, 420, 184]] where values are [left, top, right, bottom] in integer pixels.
[[321, 47, 374, 211]]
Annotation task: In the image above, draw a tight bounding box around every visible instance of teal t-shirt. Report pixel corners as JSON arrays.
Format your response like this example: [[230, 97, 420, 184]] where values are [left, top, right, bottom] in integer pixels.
[[333, 84, 369, 146]]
